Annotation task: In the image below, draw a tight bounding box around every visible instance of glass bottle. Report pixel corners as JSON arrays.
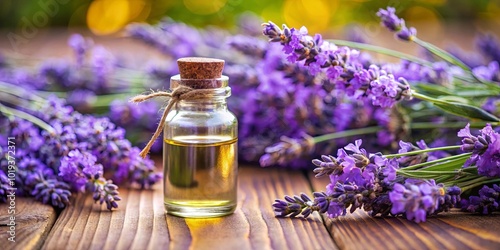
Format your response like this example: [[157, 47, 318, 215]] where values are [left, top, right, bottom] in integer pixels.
[[163, 58, 238, 218]]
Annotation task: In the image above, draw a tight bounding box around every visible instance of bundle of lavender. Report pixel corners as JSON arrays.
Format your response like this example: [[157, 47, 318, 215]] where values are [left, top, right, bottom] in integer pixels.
[[263, 7, 500, 222], [0, 34, 165, 210]]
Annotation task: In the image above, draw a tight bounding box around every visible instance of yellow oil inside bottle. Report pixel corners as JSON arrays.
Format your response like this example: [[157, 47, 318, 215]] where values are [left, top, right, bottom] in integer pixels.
[[163, 135, 237, 218]]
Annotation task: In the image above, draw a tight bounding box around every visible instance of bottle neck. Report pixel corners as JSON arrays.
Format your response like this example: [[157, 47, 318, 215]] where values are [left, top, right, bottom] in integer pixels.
[[176, 97, 228, 112]]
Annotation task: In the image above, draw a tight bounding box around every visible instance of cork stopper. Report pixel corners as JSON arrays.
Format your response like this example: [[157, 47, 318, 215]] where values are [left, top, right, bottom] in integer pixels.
[[177, 57, 224, 79]]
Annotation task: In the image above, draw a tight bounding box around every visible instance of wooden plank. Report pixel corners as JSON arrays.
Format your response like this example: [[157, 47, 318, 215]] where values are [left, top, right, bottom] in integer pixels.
[[42, 165, 336, 249], [42, 185, 169, 250], [309, 173, 500, 250], [0, 197, 57, 250]]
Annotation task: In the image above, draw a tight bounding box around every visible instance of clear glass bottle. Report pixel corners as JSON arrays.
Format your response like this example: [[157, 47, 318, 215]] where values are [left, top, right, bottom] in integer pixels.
[[163, 69, 238, 218]]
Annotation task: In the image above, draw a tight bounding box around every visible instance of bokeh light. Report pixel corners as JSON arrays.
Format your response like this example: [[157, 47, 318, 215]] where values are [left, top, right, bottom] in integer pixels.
[[0, 0, 499, 36], [283, 0, 334, 33], [183, 0, 228, 15], [406, 5, 442, 39], [86, 0, 150, 35]]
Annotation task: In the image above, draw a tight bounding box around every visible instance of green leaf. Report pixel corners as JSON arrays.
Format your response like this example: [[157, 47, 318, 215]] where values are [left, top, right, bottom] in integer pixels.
[[421, 156, 468, 171], [413, 37, 471, 72], [415, 84, 453, 96], [433, 102, 500, 122], [436, 95, 471, 104]]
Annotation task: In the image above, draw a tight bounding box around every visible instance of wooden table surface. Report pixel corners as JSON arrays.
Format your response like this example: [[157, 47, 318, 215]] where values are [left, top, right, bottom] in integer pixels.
[[1, 160, 500, 250]]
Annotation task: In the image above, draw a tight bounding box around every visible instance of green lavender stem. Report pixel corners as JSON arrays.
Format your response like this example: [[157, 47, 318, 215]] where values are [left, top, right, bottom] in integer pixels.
[[412, 37, 471, 72], [412, 91, 500, 123], [412, 91, 449, 104], [460, 178, 500, 192], [328, 39, 432, 67], [410, 122, 491, 129], [0, 103, 56, 134], [92, 93, 137, 108], [313, 126, 381, 143], [385, 145, 461, 158], [312, 120, 495, 146], [0, 81, 46, 103], [401, 153, 472, 170]]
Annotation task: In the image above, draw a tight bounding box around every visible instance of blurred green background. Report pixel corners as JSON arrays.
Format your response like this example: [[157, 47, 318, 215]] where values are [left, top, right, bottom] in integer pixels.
[[1, 0, 499, 35]]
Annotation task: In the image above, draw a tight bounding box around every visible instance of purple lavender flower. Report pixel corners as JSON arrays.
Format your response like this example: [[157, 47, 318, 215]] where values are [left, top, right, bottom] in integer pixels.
[[259, 134, 315, 167], [446, 44, 484, 68], [397, 140, 428, 167], [422, 61, 454, 85], [59, 150, 101, 190], [261, 22, 412, 108], [227, 35, 267, 58], [389, 179, 445, 223], [67, 89, 97, 111], [68, 34, 93, 67], [458, 123, 498, 172], [0, 91, 160, 210], [262, 21, 286, 43], [30, 173, 72, 208], [472, 61, 499, 81], [483, 97, 500, 116], [128, 19, 203, 58], [475, 132, 500, 177], [86, 175, 122, 210], [376, 7, 403, 32], [0, 68, 46, 90], [8, 119, 44, 152], [123, 147, 161, 188], [461, 184, 500, 214], [90, 45, 115, 89], [396, 26, 417, 41], [381, 158, 400, 183], [272, 193, 326, 218], [39, 59, 74, 89], [376, 7, 417, 42], [476, 34, 500, 64], [109, 99, 143, 127], [314, 139, 388, 188]]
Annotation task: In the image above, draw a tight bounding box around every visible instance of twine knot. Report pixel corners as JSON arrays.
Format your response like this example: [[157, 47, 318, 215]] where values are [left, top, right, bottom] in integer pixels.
[[130, 85, 212, 158]]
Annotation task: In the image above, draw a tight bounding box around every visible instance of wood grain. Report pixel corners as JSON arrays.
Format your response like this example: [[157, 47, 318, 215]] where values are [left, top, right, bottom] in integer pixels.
[[41, 165, 336, 249], [42, 183, 169, 249], [309, 173, 500, 250], [0, 197, 57, 250]]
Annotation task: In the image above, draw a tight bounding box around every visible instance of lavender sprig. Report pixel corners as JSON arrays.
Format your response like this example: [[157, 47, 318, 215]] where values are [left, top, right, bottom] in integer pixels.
[[30, 173, 72, 208], [461, 184, 500, 214], [389, 180, 447, 223], [0, 86, 161, 210], [262, 21, 413, 108], [376, 7, 472, 72], [86, 175, 122, 211], [272, 193, 328, 218], [259, 133, 315, 167], [272, 125, 499, 223], [376, 7, 416, 42], [458, 123, 500, 176]]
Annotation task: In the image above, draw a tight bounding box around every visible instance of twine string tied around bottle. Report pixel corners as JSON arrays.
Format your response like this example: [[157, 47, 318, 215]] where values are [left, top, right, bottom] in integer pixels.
[[130, 85, 213, 158]]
